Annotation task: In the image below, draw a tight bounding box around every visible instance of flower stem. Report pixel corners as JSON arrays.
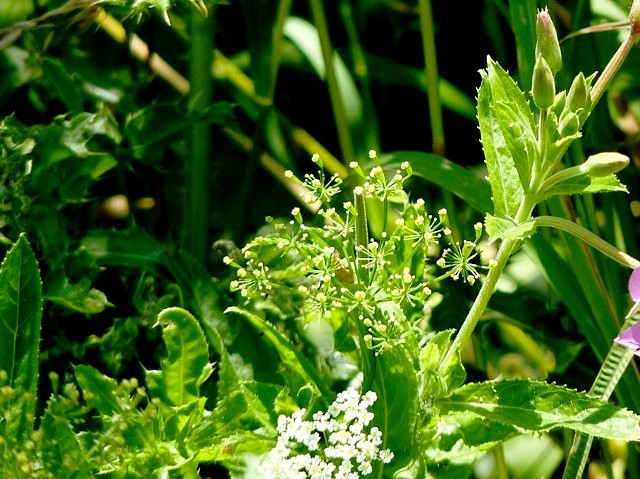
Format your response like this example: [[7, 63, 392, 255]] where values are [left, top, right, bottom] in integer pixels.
[[589, 26, 639, 108], [535, 216, 640, 269]]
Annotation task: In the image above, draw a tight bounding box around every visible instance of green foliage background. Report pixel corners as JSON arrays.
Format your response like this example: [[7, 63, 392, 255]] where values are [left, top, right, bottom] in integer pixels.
[[2, 0, 640, 477]]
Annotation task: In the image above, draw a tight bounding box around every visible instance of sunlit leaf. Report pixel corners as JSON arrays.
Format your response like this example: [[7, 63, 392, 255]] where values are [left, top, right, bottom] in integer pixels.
[[441, 379, 640, 440]]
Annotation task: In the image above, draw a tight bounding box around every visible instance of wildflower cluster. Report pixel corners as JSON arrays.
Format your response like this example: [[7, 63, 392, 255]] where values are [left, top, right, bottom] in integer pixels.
[[224, 154, 489, 353], [285, 154, 343, 207], [436, 221, 487, 285], [261, 388, 394, 478], [349, 150, 412, 204]]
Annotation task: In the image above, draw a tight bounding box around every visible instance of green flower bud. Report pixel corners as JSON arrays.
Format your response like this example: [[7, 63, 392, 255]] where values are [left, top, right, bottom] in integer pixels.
[[535, 7, 563, 74], [532, 55, 556, 110], [558, 111, 580, 137], [581, 152, 630, 177], [566, 72, 589, 112]]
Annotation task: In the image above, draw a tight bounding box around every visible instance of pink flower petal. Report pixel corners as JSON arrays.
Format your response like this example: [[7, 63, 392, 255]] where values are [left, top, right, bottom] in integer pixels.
[[614, 321, 640, 354], [629, 268, 640, 301]]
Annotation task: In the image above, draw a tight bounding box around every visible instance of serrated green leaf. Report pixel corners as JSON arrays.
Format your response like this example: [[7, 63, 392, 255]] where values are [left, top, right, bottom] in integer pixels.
[[477, 57, 534, 217], [440, 379, 640, 440], [419, 329, 466, 398], [0, 234, 42, 392], [423, 411, 519, 464], [155, 307, 213, 407], [74, 364, 122, 415], [583, 174, 628, 194], [485, 214, 538, 242], [540, 172, 627, 200]]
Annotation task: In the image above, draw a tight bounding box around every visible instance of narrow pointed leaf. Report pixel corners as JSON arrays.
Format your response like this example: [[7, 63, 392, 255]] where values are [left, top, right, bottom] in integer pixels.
[[74, 364, 122, 415]]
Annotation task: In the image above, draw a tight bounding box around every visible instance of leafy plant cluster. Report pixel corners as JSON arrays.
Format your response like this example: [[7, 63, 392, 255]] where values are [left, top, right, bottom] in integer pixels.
[[2, 0, 640, 478]]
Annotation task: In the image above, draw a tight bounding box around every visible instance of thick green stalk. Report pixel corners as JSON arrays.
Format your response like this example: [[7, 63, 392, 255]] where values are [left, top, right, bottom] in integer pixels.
[[186, 7, 214, 263]]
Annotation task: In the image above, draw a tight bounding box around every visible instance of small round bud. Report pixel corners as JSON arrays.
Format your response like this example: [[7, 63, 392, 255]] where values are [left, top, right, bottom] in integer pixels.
[[566, 72, 589, 112], [558, 111, 580, 137], [581, 152, 630, 177]]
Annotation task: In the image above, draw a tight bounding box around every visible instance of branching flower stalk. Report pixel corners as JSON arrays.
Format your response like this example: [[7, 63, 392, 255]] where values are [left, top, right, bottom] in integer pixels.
[[439, 5, 640, 374]]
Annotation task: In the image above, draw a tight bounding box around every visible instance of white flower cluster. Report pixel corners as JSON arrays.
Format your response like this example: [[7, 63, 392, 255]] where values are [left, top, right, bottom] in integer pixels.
[[261, 388, 394, 479]]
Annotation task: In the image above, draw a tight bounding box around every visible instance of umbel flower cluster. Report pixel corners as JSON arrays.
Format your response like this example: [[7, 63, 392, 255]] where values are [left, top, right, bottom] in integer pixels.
[[260, 388, 394, 479], [224, 153, 491, 354]]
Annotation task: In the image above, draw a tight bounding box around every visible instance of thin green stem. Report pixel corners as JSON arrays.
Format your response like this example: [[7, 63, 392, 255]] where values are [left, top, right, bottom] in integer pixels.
[[589, 26, 638, 108], [186, 7, 214, 263], [535, 216, 640, 269], [417, 0, 460, 240], [354, 187, 370, 284], [309, 0, 357, 167], [417, 0, 444, 156]]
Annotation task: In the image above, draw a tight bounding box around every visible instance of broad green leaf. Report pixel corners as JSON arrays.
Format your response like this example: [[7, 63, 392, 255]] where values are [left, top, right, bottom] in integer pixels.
[[225, 306, 333, 401], [419, 329, 466, 399], [80, 227, 166, 269], [41, 57, 83, 113], [484, 214, 538, 242], [502, 433, 564, 479], [422, 411, 519, 465], [508, 0, 537, 93], [440, 379, 640, 440], [383, 151, 492, 214], [583, 174, 628, 194], [41, 409, 86, 476], [284, 16, 362, 125], [45, 271, 112, 314], [477, 57, 534, 217], [0, 234, 42, 439], [155, 307, 213, 407], [74, 365, 122, 415]]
